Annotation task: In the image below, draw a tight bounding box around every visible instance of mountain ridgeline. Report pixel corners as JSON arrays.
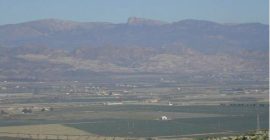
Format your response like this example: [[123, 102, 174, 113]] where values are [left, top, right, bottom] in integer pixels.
[[0, 17, 268, 81]]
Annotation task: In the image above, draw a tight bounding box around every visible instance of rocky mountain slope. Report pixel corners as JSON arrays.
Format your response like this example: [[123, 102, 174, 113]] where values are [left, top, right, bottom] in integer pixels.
[[0, 18, 268, 81]]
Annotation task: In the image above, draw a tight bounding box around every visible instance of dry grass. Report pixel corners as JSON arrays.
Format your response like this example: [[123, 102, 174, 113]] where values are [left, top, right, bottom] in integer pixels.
[[0, 124, 138, 140], [0, 124, 93, 135]]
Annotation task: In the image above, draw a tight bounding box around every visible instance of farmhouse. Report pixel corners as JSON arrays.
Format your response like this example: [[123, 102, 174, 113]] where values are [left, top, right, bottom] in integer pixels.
[[161, 116, 168, 120]]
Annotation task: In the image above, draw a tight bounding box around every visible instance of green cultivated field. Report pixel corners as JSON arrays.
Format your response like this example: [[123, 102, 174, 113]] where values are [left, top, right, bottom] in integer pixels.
[[64, 105, 269, 137], [0, 105, 267, 138]]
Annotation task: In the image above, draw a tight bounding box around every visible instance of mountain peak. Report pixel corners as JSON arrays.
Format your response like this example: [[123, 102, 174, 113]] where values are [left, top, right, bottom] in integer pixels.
[[127, 17, 167, 26]]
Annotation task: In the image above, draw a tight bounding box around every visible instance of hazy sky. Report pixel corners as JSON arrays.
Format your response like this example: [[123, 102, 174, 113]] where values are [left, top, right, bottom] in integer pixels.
[[0, 0, 268, 25]]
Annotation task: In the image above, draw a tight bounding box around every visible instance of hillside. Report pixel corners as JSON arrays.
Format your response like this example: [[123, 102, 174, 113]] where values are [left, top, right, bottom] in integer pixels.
[[0, 18, 268, 81]]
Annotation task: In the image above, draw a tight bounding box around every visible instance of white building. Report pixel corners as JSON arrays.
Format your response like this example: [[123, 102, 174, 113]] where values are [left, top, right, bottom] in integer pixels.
[[161, 116, 168, 120]]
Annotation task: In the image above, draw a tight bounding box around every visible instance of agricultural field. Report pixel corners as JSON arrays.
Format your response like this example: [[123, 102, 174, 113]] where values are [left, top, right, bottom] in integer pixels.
[[0, 104, 268, 139], [0, 75, 268, 139]]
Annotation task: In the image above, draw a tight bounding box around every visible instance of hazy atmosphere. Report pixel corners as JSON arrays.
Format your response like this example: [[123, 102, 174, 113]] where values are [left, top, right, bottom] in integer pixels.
[[0, 0, 268, 140], [0, 0, 268, 25]]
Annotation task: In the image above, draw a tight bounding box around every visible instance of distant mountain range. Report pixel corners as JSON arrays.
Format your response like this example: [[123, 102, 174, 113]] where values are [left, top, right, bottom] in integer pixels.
[[0, 17, 268, 81]]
